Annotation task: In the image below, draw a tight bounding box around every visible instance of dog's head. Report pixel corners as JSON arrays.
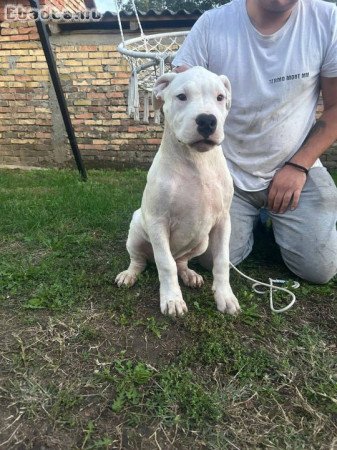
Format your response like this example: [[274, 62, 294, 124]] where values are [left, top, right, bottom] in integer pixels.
[[153, 66, 231, 152]]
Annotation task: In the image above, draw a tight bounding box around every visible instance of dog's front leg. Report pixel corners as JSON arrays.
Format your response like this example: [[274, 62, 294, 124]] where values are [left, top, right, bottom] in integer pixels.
[[210, 215, 240, 315], [147, 224, 188, 317]]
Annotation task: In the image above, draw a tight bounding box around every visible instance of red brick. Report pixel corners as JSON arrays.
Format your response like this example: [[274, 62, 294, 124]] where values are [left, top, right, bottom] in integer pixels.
[[11, 35, 30, 41], [18, 27, 35, 35]]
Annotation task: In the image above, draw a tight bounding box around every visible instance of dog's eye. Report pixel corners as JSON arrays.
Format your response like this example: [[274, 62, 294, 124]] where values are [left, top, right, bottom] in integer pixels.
[[217, 94, 224, 101], [176, 94, 187, 101]]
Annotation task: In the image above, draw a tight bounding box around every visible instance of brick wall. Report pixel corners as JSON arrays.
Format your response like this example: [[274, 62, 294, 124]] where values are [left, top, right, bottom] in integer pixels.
[[47, 0, 87, 13], [0, 0, 109, 168], [0, 8, 336, 170], [0, 38, 53, 167], [0, 17, 163, 168], [53, 39, 162, 167], [0, 0, 52, 166]]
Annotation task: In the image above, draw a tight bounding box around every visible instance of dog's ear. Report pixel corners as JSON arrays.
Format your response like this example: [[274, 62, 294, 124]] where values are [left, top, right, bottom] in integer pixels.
[[152, 73, 177, 111], [219, 75, 232, 110]]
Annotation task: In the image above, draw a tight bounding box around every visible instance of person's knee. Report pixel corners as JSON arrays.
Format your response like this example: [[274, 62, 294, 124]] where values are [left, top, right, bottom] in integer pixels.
[[282, 253, 337, 284], [301, 264, 337, 284]]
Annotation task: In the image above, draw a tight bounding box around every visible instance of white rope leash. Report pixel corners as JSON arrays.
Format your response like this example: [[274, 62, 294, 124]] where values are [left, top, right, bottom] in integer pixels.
[[131, 0, 146, 40], [229, 262, 299, 313], [115, 0, 125, 44]]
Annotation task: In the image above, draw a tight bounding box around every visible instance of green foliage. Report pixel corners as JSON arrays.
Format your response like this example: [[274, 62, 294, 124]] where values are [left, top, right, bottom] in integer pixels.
[[123, 0, 335, 13], [123, 0, 229, 13], [149, 367, 223, 426], [94, 354, 222, 427], [331, 170, 337, 184], [96, 358, 154, 412]]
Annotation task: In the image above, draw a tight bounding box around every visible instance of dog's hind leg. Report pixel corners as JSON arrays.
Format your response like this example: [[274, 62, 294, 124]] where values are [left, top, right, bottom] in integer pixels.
[[175, 239, 208, 288], [115, 209, 149, 287], [176, 260, 204, 288]]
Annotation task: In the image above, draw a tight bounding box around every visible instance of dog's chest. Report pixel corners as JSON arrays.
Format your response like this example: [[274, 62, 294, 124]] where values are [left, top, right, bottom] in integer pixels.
[[166, 177, 229, 256], [200, 179, 227, 212], [172, 176, 230, 226]]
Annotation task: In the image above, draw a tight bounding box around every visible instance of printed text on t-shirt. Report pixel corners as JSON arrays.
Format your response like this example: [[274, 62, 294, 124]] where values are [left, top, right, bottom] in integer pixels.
[[269, 72, 310, 84]]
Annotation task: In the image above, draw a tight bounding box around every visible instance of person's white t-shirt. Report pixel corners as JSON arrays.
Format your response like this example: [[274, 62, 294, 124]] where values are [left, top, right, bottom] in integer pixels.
[[172, 0, 337, 191]]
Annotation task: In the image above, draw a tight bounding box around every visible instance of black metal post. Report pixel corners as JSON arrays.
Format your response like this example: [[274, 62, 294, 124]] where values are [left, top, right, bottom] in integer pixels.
[[28, 0, 87, 181]]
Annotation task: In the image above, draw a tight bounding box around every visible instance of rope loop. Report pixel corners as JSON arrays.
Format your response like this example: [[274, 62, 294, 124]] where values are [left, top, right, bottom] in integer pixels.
[[230, 263, 298, 313]]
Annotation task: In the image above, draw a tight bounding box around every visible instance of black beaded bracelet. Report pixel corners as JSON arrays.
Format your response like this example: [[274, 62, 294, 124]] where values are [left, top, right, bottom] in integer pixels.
[[284, 161, 309, 176]]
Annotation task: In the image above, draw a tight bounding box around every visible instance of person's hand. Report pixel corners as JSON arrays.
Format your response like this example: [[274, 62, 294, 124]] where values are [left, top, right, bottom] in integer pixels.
[[173, 65, 190, 73], [268, 165, 307, 214]]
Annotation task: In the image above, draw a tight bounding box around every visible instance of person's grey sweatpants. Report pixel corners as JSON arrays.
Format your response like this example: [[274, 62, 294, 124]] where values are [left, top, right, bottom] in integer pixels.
[[229, 167, 337, 284]]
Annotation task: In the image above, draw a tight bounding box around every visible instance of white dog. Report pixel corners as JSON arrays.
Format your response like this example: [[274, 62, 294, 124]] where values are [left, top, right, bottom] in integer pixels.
[[115, 66, 240, 317]]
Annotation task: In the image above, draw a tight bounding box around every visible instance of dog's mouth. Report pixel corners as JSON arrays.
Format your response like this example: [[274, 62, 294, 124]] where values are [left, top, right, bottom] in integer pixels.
[[189, 138, 219, 152]]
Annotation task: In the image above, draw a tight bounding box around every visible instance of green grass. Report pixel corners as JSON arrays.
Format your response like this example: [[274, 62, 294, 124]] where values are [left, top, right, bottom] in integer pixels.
[[0, 168, 336, 449]]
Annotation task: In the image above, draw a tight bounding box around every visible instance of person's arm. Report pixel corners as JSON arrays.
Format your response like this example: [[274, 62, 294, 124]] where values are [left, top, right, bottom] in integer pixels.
[[268, 76, 337, 214]]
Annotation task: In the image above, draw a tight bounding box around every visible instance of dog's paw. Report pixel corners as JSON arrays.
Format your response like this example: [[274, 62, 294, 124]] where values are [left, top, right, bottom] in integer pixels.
[[179, 268, 204, 288], [161, 297, 188, 317], [115, 270, 137, 287], [214, 289, 241, 315]]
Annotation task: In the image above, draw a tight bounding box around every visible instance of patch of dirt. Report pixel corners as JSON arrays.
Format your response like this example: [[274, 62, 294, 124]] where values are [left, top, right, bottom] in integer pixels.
[[0, 298, 197, 449]]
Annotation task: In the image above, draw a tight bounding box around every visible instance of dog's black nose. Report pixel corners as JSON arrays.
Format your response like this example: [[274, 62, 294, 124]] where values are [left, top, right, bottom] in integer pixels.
[[195, 114, 217, 139]]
